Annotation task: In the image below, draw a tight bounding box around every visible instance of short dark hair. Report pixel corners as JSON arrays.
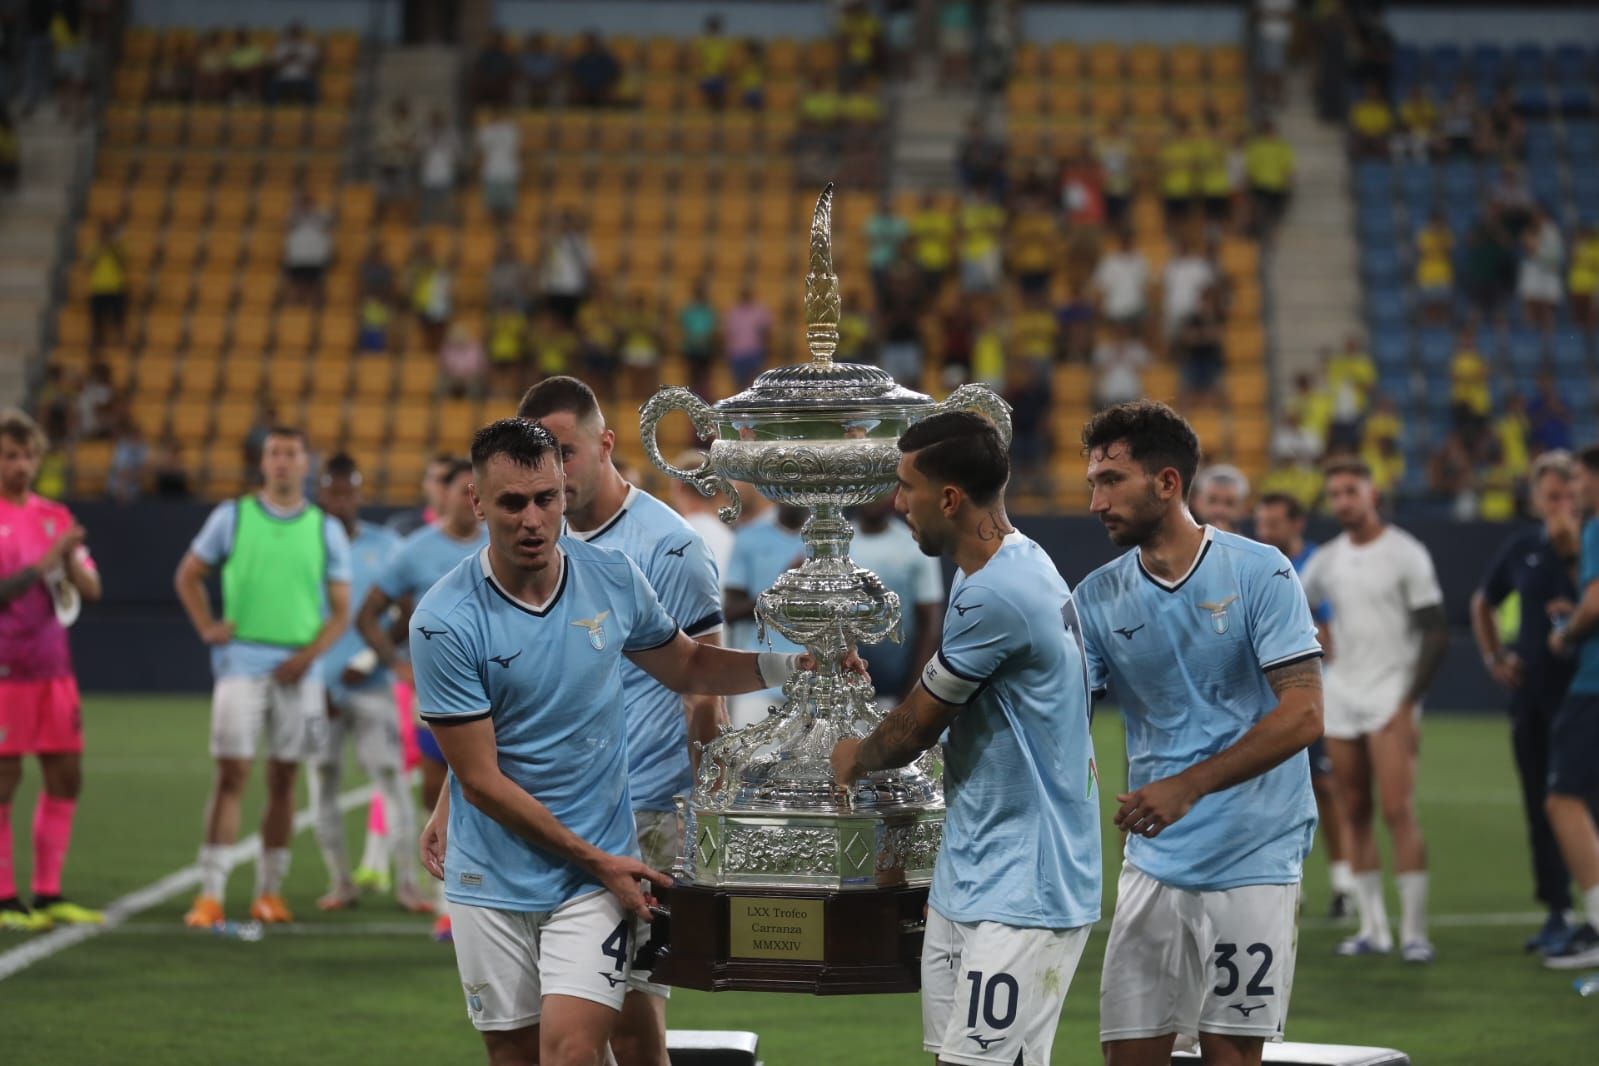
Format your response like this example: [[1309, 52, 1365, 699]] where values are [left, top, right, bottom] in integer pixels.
[[428, 450, 457, 467], [440, 457, 474, 485], [1578, 445, 1599, 474], [471, 418, 560, 472], [265, 425, 308, 447], [898, 411, 1009, 506], [1322, 455, 1372, 480], [1256, 491, 1304, 522], [1080, 401, 1201, 496], [324, 452, 359, 481], [516, 376, 602, 424]]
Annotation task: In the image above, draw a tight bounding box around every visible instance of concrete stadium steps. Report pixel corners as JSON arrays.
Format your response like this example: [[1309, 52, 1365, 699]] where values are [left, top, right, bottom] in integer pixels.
[[0, 112, 91, 407], [890, 71, 975, 191], [1268, 70, 1361, 393]]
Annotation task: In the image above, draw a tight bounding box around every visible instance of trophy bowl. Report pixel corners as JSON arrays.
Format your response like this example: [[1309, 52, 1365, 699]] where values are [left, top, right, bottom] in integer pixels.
[[636, 185, 1011, 994]]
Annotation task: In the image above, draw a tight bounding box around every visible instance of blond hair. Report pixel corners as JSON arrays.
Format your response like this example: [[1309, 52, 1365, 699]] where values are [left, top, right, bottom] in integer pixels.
[[0, 408, 47, 454], [1530, 449, 1575, 484]]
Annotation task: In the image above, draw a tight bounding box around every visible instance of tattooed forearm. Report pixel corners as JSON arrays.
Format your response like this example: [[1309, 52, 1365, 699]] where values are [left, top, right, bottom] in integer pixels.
[[1266, 656, 1323, 696], [975, 510, 1015, 542], [856, 705, 933, 772], [1405, 604, 1449, 703]]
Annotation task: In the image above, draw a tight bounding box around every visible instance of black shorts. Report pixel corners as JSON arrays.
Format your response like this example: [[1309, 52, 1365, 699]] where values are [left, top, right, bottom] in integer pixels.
[[1548, 692, 1599, 797], [1307, 735, 1332, 778]]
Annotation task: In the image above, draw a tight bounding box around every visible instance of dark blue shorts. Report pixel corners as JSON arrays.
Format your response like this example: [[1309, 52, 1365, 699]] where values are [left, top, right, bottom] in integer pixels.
[[1307, 735, 1332, 778], [1548, 693, 1599, 797], [416, 724, 445, 765]]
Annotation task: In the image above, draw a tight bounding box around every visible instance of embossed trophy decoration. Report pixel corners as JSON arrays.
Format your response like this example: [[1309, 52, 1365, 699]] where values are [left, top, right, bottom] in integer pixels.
[[637, 185, 1012, 993]]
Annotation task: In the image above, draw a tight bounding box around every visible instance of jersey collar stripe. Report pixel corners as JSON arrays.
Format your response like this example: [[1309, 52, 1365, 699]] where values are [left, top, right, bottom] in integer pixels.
[[1135, 525, 1217, 593], [566, 484, 638, 543], [682, 610, 725, 637], [1261, 648, 1324, 672], [421, 708, 492, 725], [479, 547, 569, 617]]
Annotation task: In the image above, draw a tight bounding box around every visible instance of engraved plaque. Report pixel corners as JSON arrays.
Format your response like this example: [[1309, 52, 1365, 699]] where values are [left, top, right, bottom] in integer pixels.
[[728, 896, 825, 961]]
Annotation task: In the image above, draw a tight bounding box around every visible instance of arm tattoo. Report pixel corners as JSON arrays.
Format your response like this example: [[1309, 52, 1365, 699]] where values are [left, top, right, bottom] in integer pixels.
[[0, 565, 41, 607], [856, 704, 931, 772], [1266, 656, 1322, 697], [1405, 604, 1449, 703], [975, 511, 1015, 542]]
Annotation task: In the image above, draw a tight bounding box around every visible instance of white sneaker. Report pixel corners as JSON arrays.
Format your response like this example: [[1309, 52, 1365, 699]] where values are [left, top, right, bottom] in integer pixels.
[[1400, 939, 1436, 964], [1335, 934, 1393, 956]]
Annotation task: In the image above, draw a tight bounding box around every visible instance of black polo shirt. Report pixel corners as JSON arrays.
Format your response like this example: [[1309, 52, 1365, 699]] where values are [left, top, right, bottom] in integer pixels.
[[1479, 524, 1578, 697]]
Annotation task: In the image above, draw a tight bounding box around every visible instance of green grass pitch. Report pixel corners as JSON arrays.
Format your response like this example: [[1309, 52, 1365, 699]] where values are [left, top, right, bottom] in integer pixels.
[[1, 695, 1594, 1064]]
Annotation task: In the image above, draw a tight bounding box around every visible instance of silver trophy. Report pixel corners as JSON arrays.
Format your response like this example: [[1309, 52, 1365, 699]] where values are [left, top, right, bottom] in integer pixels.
[[639, 185, 1012, 906]]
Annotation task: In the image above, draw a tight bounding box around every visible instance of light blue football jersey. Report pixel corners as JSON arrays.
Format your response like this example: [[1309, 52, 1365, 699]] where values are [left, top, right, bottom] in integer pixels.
[[725, 512, 806, 700], [409, 541, 681, 912], [919, 532, 1102, 930], [566, 484, 724, 812], [377, 522, 489, 603], [1075, 527, 1321, 892], [321, 520, 401, 701]]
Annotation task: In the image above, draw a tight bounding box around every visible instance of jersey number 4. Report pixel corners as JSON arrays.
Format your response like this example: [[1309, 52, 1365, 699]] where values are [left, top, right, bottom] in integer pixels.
[[601, 920, 630, 972]]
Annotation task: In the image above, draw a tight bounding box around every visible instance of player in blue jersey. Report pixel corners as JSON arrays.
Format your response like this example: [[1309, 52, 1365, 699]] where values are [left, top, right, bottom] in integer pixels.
[[309, 454, 430, 914], [356, 456, 487, 941], [1253, 491, 1353, 919], [724, 500, 806, 727], [830, 411, 1101, 1066], [517, 377, 724, 1066], [1077, 402, 1323, 1066], [412, 420, 836, 1066]]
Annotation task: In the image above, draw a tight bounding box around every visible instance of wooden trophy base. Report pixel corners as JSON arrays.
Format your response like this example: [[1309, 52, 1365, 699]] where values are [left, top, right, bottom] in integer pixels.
[[646, 880, 929, 995]]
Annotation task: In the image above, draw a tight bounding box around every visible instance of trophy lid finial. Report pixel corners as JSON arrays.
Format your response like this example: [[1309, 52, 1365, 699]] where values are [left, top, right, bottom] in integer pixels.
[[805, 183, 841, 367]]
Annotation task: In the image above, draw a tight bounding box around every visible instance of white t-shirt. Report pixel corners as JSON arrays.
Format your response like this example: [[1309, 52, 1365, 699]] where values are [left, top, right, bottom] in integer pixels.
[[476, 121, 521, 184], [683, 510, 734, 588], [273, 38, 319, 82], [1092, 338, 1150, 406], [1091, 251, 1149, 320], [849, 519, 945, 692], [1300, 526, 1443, 704], [284, 211, 332, 266], [419, 129, 462, 189], [1162, 256, 1216, 330]]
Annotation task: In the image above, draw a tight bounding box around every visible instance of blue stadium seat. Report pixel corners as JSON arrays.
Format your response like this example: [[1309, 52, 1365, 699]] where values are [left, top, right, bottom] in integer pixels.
[[1361, 247, 1402, 286], [1568, 122, 1599, 161], [1355, 161, 1392, 197], [1442, 160, 1478, 198], [1517, 86, 1553, 117], [1558, 87, 1594, 117], [1508, 329, 1546, 371], [1398, 162, 1434, 200], [1418, 328, 1454, 368], [1471, 44, 1506, 84], [1473, 325, 1503, 360], [1368, 290, 1406, 330], [1422, 374, 1454, 412], [1512, 44, 1547, 83], [1428, 45, 1465, 88], [1528, 162, 1562, 209], [1358, 210, 1398, 244], [1373, 331, 1410, 372], [1553, 331, 1590, 368], [1554, 44, 1590, 87], [1378, 373, 1413, 405]]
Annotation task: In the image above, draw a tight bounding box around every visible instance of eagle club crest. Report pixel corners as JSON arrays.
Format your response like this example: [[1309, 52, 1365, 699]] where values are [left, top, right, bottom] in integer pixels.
[[1197, 594, 1238, 635], [571, 610, 610, 650], [464, 982, 487, 1014]]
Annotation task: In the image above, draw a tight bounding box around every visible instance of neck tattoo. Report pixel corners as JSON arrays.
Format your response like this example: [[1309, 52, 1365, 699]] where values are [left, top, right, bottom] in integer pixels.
[[976, 511, 1014, 542]]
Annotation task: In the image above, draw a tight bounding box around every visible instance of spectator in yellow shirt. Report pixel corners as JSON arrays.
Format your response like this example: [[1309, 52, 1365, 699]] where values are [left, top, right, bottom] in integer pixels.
[[1287, 370, 1334, 452], [1196, 124, 1235, 226], [1324, 335, 1377, 448], [1160, 116, 1199, 222], [910, 191, 956, 293], [738, 40, 767, 111], [1008, 208, 1058, 297], [1245, 118, 1295, 233], [1349, 82, 1394, 158], [695, 15, 734, 110], [1416, 211, 1455, 323], [958, 195, 1006, 295], [87, 221, 129, 349], [1363, 393, 1404, 452], [1450, 329, 1492, 435], [1569, 222, 1599, 332], [1363, 435, 1408, 497], [1493, 393, 1531, 480], [1397, 85, 1440, 160], [1010, 292, 1060, 364]]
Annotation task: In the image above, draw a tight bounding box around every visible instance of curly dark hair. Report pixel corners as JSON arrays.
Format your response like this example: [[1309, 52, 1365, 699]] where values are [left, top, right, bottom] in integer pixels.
[[1080, 400, 1201, 496]]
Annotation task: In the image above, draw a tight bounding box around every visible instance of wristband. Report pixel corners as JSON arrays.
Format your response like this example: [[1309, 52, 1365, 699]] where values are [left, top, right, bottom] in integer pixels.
[[757, 651, 803, 689]]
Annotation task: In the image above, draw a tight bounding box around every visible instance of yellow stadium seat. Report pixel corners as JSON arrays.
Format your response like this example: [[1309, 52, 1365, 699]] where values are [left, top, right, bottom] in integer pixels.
[[186, 107, 226, 148], [302, 400, 346, 444], [325, 31, 360, 70], [123, 28, 158, 63], [309, 107, 348, 150], [142, 311, 185, 354], [320, 315, 357, 354], [390, 400, 432, 445], [1047, 42, 1082, 80], [397, 357, 439, 399], [1226, 366, 1269, 412], [188, 312, 228, 351], [1047, 83, 1084, 116], [435, 399, 481, 448], [105, 104, 141, 147], [1015, 44, 1043, 79], [322, 73, 355, 108], [145, 106, 185, 147], [351, 357, 394, 399], [382, 449, 427, 502], [212, 400, 257, 443], [86, 183, 124, 223], [1087, 43, 1123, 82], [1219, 238, 1259, 278], [170, 401, 212, 440], [135, 355, 178, 396], [211, 189, 252, 229], [177, 355, 221, 396], [1208, 46, 1244, 83], [1127, 45, 1162, 82], [227, 106, 268, 148], [644, 37, 682, 75], [1130, 83, 1165, 119], [129, 396, 169, 436], [1089, 85, 1127, 121], [1224, 323, 1266, 364], [268, 110, 307, 150], [193, 273, 236, 312], [274, 309, 315, 353], [348, 406, 390, 445], [768, 39, 800, 77], [1007, 80, 1044, 115], [219, 355, 265, 398], [1169, 45, 1203, 83]]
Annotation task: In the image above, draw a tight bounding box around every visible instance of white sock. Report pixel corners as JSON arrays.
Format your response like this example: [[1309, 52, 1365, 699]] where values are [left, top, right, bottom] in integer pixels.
[[1397, 871, 1429, 945], [310, 764, 348, 888], [1353, 871, 1391, 946], [372, 768, 417, 891], [1583, 883, 1599, 930], [256, 846, 292, 898], [1330, 860, 1356, 895], [198, 844, 229, 900], [359, 824, 391, 873]]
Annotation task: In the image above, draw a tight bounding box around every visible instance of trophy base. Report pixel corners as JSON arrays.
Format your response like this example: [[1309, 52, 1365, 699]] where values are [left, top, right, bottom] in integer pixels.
[[648, 880, 928, 995]]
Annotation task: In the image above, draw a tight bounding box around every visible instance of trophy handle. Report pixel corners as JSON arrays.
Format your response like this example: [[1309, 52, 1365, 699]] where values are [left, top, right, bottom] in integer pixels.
[[639, 387, 743, 523], [921, 383, 1015, 446]]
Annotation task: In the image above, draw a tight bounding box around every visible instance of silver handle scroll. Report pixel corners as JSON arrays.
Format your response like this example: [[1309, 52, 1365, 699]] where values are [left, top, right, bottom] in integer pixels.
[[917, 383, 1015, 445], [638, 386, 743, 523]]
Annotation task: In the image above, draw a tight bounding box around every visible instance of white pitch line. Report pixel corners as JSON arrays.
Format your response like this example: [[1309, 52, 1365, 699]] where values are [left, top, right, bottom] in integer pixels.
[[0, 783, 374, 982]]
